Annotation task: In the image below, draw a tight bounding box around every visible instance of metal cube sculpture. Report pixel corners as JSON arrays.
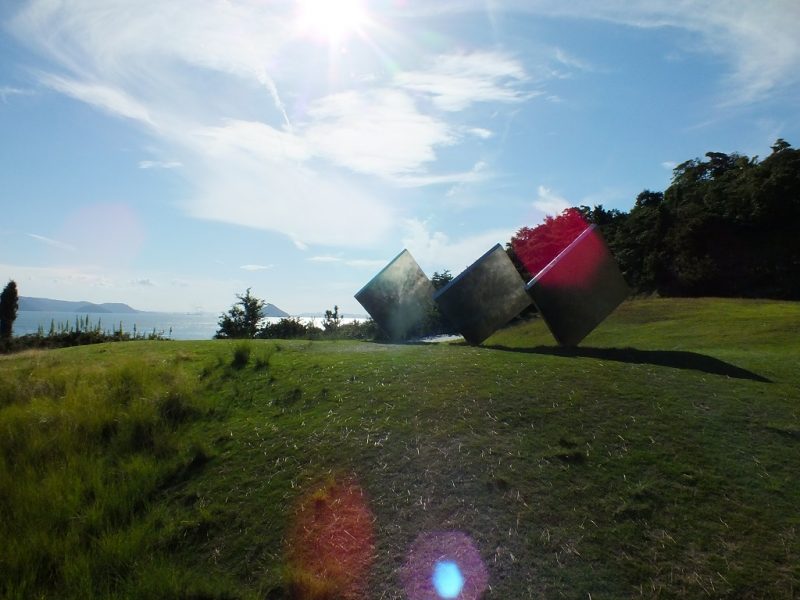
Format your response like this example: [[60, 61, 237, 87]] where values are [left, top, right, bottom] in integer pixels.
[[355, 249, 435, 341], [527, 224, 629, 346], [434, 244, 532, 345]]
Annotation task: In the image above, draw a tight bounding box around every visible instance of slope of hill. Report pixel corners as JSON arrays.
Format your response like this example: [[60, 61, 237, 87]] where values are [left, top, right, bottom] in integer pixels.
[[1, 298, 798, 599]]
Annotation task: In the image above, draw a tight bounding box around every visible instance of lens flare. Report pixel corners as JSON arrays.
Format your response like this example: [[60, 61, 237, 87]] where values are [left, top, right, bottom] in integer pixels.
[[403, 532, 488, 600], [511, 207, 590, 279], [432, 560, 464, 598], [285, 476, 374, 599], [526, 224, 630, 346]]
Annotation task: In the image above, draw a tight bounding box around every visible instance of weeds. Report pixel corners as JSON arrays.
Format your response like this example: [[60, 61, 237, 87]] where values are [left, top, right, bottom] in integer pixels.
[[231, 342, 251, 369], [0, 351, 204, 599], [1, 314, 170, 354]]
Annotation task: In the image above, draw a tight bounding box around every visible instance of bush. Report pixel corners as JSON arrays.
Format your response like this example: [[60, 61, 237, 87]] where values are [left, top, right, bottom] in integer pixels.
[[260, 318, 310, 339]]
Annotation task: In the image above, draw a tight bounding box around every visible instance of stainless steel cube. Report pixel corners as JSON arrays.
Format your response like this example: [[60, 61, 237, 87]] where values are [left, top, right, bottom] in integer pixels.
[[434, 244, 532, 345], [354, 249, 436, 341], [527, 224, 629, 346]]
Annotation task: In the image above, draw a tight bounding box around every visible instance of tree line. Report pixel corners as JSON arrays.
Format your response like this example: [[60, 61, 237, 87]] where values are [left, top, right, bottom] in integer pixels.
[[215, 275, 459, 341], [509, 139, 800, 299], [214, 288, 379, 340]]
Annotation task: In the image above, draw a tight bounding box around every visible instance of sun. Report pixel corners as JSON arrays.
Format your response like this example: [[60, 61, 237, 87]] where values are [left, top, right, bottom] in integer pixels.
[[295, 0, 369, 44]]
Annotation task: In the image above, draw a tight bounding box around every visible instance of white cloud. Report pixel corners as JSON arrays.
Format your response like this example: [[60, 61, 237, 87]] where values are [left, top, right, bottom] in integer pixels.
[[402, 219, 514, 274], [239, 264, 273, 271], [10, 3, 555, 250], [26, 233, 77, 252], [308, 256, 342, 263], [661, 160, 677, 170], [305, 90, 454, 178], [532, 186, 571, 216], [395, 51, 531, 111], [193, 119, 309, 163], [185, 158, 394, 247], [138, 160, 183, 169], [468, 127, 493, 139], [11, 2, 400, 248], [133, 278, 155, 286]]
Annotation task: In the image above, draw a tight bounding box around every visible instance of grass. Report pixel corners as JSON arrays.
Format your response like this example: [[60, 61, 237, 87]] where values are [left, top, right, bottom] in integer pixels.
[[1, 298, 798, 598]]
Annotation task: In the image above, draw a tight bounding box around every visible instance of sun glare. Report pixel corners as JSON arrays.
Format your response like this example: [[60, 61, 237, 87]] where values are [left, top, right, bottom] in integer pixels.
[[295, 0, 368, 43]]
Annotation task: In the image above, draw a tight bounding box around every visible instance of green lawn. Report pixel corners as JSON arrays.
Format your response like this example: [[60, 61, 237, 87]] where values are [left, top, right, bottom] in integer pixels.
[[1, 298, 799, 598]]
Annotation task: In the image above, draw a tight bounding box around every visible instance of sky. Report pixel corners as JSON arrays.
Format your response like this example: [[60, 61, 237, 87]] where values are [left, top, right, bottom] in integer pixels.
[[1, 0, 799, 314]]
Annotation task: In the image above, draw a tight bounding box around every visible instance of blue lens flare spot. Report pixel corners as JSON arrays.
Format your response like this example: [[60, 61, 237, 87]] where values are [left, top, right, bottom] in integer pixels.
[[432, 560, 464, 598]]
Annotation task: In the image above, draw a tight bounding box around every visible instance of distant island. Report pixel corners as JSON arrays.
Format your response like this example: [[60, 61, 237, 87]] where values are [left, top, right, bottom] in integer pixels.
[[262, 303, 290, 318], [19, 297, 141, 314], [18, 296, 369, 320], [19, 296, 294, 318]]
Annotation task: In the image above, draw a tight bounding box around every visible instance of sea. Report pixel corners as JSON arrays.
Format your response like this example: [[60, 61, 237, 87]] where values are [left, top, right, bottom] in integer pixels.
[[13, 311, 367, 341]]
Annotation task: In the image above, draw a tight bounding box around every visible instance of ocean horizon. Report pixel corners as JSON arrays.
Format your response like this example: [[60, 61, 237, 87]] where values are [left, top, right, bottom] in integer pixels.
[[13, 311, 368, 341]]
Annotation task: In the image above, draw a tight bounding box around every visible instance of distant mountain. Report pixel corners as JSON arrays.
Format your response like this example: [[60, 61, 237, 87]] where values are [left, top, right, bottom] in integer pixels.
[[19, 297, 141, 314], [262, 303, 290, 318]]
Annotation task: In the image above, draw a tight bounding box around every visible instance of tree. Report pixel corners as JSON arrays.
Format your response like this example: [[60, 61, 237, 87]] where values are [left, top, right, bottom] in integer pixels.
[[0, 280, 19, 340], [771, 138, 791, 154], [214, 288, 266, 339], [431, 270, 453, 290], [322, 305, 342, 333]]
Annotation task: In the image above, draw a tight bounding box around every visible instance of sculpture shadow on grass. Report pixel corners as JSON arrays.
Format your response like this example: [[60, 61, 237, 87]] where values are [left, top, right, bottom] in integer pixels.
[[484, 344, 772, 383]]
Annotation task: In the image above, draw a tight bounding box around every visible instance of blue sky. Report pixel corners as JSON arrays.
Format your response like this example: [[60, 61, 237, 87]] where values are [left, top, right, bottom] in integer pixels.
[[1, 0, 798, 314]]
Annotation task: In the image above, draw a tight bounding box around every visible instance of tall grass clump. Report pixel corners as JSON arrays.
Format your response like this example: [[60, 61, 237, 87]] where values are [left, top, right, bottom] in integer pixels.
[[231, 341, 252, 369], [0, 351, 205, 599]]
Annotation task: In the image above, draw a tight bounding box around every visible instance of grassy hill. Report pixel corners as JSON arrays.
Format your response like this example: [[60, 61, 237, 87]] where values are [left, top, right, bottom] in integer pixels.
[[1, 298, 798, 599]]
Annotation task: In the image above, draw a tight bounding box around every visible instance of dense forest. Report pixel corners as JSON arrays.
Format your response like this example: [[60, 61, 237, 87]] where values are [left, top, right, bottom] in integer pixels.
[[509, 139, 800, 299]]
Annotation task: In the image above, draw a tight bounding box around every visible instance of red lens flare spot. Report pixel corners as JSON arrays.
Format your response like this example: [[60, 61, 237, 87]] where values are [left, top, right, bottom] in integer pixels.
[[532, 225, 607, 290], [510, 208, 590, 280], [285, 476, 374, 599]]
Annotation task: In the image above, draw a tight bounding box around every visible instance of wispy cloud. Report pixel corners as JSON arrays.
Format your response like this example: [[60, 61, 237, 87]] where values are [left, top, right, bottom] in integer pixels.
[[0, 86, 36, 103], [405, 1, 800, 105], [532, 186, 571, 216], [305, 90, 454, 178], [9, 3, 549, 249], [553, 48, 595, 73], [39, 74, 155, 126], [308, 256, 342, 263], [395, 51, 531, 111], [133, 278, 155, 286], [138, 160, 182, 169], [392, 161, 490, 188], [239, 264, 273, 271], [307, 255, 387, 268], [27, 233, 77, 252]]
